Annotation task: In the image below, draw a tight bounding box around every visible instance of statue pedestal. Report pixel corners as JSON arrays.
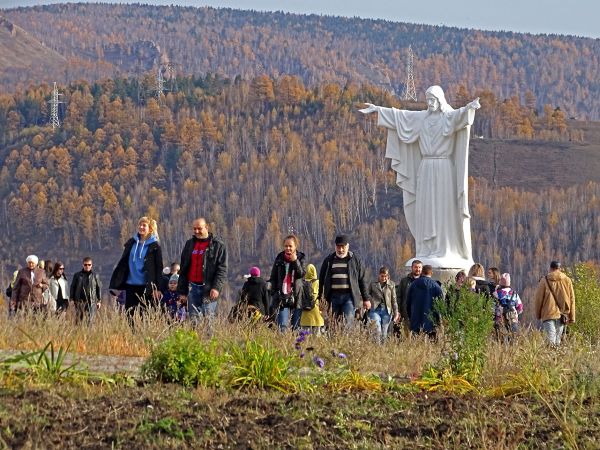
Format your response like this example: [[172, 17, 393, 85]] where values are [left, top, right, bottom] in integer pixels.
[[404, 257, 472, 285]]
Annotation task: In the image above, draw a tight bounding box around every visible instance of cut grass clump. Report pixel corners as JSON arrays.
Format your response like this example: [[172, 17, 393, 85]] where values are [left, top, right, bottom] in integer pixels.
[[141, 329, 223, 387]]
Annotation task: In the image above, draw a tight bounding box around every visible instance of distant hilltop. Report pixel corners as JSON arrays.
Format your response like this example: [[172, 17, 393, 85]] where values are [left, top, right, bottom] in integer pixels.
[[2, 3, 600, 119]]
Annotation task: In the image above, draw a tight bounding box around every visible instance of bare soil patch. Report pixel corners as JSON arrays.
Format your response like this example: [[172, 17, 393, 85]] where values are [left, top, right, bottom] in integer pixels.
[[1, 384, 598, 449]]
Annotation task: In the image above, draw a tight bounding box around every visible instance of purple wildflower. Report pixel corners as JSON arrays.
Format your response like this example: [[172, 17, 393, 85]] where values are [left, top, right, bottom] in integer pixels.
[[337, 353, 347, 359], [299, 352, 305, 358], [313, 356, 325, 369], [294, 343, 302, 350]]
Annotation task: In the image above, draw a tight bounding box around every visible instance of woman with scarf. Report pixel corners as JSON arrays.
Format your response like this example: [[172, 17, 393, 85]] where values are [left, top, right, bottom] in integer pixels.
[[110, 216, 163, 319], [269, 234, 306, 331]]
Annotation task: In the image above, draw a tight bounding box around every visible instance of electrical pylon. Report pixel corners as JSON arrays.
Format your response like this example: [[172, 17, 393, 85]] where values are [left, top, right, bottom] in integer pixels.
[[48, 82, 63, 130], [401, 45, 418, 102]]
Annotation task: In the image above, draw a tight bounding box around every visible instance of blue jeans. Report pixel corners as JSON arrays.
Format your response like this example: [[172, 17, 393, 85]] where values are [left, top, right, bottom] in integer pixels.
[[369, 304, 391, 343], [330, 292, 355, 328], [541, 319, 565, 346], [276, 307, 302, 332], [187, 283, 217, 323]]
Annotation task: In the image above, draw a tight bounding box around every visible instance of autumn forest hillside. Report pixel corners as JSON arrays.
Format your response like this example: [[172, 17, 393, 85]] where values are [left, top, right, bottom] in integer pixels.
[[1, 73, 600, 311], [0, 4, 600, 312], [2, 3, 600, 119]]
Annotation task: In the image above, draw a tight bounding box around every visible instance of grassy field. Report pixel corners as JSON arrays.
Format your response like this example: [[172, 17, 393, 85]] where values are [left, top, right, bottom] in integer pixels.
[[0, 307, 599, 449]]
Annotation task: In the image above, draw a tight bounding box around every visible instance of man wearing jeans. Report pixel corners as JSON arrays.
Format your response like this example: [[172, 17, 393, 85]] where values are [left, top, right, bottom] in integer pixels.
[[318, 235, 369, 329], [368, 267, 399, 343], [177, 217, 228, 323], [534, 261, 576, 346]]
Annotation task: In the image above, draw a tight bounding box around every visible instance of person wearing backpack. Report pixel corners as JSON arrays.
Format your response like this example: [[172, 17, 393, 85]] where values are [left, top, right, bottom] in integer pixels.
[[492, 272, 523, 341], [240, 266, 270, 317], [367, 266, 399, 343], [300, 264, 324, 334], [269, 235, 306, 331]]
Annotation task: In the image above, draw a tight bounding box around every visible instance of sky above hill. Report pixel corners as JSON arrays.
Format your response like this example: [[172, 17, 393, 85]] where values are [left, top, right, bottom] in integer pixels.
[[3, 0, 599, 39]]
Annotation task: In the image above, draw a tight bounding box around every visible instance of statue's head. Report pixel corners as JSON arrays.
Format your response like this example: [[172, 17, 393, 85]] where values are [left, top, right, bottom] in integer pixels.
[[425, 86, 453, 113]]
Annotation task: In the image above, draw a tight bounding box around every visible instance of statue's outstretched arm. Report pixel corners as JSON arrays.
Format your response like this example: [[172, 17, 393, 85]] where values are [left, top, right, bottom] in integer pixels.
[[467, 97, 481, 110], [358, 103, 379, 114]]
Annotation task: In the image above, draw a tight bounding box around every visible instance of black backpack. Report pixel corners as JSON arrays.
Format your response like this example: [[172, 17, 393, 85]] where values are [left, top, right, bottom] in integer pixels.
[[299, 279, 317, 311], [5, 284, 12, 298]]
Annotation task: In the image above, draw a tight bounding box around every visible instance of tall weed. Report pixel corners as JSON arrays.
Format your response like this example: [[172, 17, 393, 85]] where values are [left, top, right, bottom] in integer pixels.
[[141, 329, 223, 387], [569, 262, 600, 343]]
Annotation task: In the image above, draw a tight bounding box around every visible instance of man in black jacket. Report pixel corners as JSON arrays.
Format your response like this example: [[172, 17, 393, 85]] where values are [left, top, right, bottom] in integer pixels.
[[70, 257, 101, 324], [177, 217, 228, 323], [395, 259, 422, 338], [318, 235, 369, 329]]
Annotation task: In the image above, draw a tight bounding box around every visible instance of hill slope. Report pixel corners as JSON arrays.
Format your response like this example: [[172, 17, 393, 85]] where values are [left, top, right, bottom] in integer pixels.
[[0, 15, 66, 84], [2, 4, 600, 119]]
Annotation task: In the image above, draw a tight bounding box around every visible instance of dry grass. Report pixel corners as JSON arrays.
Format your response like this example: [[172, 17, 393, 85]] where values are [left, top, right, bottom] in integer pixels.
[[1, 307, 599, 388]]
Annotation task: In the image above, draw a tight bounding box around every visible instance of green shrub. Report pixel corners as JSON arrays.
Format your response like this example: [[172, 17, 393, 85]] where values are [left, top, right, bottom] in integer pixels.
[[569, 262, 600, 343], [430, 287, 495, 386], [141, 329, 223, 387], [227, 340, 298, 392]]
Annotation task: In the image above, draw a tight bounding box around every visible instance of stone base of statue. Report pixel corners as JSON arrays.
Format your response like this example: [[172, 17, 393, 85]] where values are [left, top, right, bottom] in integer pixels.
[[405, 257, 473, 285]]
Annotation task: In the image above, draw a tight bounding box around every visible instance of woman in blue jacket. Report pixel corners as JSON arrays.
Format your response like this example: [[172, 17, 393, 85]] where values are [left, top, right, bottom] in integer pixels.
[[109, 216, 163, 319]]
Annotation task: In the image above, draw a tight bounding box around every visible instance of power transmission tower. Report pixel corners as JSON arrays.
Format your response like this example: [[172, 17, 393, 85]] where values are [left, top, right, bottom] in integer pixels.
[[48, 82, 63, 130], [155, 65, 165, 101], [401, 45, 417, 102], [155, 62, 179, 102], [287, 216, 296, 235]]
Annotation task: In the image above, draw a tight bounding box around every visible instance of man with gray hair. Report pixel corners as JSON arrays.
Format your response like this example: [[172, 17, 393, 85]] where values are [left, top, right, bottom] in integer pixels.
[[10, 255, 48, 313], [318, 235, 370, 328]]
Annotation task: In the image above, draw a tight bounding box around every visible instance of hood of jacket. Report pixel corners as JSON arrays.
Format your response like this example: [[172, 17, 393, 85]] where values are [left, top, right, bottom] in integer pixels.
[[304, 263, 317, 281], [546, 270, 567, 282], [131, 233, 158, 260]]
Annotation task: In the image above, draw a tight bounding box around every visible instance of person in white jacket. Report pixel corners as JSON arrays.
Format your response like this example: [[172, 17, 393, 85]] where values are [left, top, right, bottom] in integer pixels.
[[48, 261, 69, 314]]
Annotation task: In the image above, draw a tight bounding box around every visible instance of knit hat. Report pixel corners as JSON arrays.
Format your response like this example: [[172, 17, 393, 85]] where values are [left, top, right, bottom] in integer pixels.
[[335, 235, 349, 246], [249, 266, 260, 277], [500, 273, 511, 287], [169, 274, 179, 283]]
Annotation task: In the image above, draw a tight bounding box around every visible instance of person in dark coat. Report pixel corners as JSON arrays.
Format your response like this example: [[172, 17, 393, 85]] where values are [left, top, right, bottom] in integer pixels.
[[109, 216, 163, 319], [240, 266, 270, 316], [318, 235, 370, 329], [269, 235, 306, 331], [407, 265, 443, 336], [176, 217, 228, 324], [70, 257, 101, 323]]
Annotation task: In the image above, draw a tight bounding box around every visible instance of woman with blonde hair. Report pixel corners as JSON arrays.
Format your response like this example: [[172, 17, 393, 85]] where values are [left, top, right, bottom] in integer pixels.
[[468, 263, 494, 296], [110, 216, 163, 318]]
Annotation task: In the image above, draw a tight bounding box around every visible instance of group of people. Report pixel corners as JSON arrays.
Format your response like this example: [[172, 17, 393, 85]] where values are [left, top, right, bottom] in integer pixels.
[[8, 255, 101, 323], [6, 214, 576, 346]]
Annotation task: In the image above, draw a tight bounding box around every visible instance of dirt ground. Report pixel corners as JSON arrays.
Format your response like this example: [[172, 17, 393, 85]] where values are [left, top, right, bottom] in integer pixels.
[[1, 383, 598, 449]]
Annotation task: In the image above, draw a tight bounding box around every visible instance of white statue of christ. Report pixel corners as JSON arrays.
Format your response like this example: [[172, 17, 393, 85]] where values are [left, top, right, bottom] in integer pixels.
[[360, 86, 480, 268]]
